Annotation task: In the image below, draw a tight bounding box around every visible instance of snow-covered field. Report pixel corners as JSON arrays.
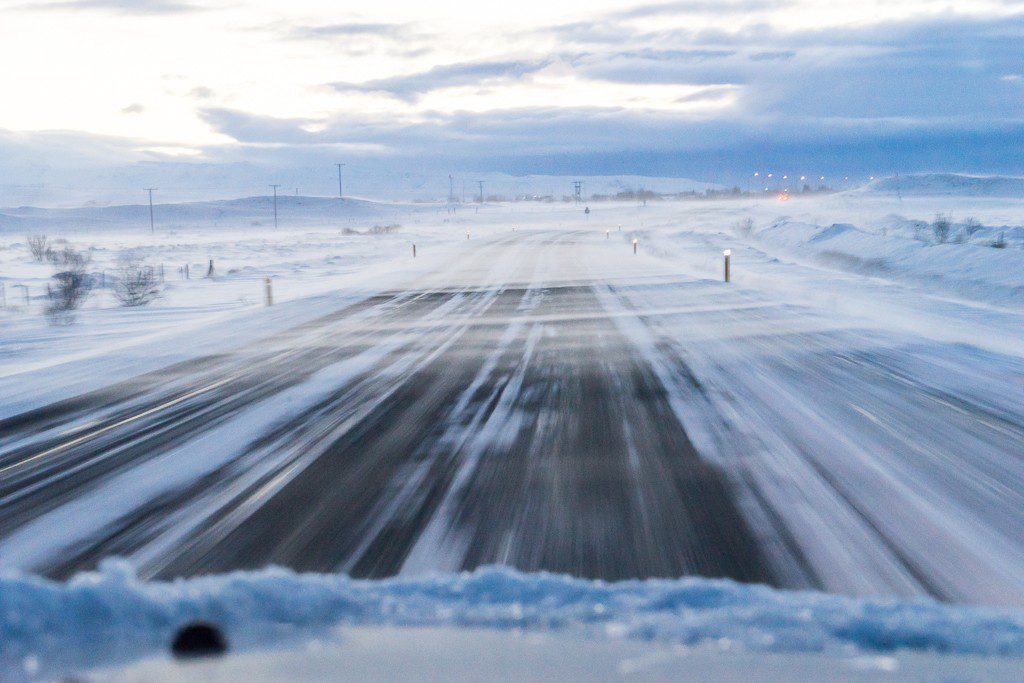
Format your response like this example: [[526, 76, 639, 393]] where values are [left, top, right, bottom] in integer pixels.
[[2, 183, 1020, 414], [2, 174, 1024, 677]]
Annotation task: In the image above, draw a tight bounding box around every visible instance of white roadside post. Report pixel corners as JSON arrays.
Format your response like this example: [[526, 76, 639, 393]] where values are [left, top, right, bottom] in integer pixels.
[[724, 249, 731, 282], [264, 277, 273, 306], [632, 238, 638, 255], [466, 230, 470, 240], [605, 229, 609, 239]]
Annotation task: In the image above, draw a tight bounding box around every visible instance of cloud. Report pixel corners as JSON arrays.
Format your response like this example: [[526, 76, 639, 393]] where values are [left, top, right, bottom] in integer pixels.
[[608, 0, 786, 20], [748, 50, 795, 61], [289, 22, 407, 40], [19, 0, 200, 14], [331, 60, 554, 101], [5, 0, 1024, 196]]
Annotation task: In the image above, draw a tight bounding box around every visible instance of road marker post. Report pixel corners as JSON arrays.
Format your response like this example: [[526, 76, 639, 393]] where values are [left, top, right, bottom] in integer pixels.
[[413, 243, 417, 258], [264, 277, 273, 306], [724, 249, 731, 282], [632, 238, 638, 254], [605, 229, 609, 239], [206, 259, 214, 277], [466, 230, 470, 240]]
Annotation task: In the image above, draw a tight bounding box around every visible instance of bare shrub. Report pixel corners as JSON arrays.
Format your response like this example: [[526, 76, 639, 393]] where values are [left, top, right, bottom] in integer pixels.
[[27, 235, 49, 261], [963, 217, 983, 237], [991, 232, 1007, 249], [734, 217, 755, 237], [47, 245, 91, 268], [932, 215, 951, 244], [113, 255, 161, 307], [368, 224, 401, 234], [45, 247, 93, 324]]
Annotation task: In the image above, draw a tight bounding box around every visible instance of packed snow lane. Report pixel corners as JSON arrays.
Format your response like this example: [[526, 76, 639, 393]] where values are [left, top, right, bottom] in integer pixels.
[[2, 223, 1023, 608]]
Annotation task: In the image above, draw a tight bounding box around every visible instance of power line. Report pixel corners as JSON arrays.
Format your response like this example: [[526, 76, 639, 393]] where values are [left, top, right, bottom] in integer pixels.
[[144, 188, 156, 234], [270, 184, 281, 229]]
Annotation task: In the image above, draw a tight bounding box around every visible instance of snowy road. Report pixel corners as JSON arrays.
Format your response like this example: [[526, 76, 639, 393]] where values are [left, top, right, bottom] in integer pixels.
[[2, 226, 1023, 607]]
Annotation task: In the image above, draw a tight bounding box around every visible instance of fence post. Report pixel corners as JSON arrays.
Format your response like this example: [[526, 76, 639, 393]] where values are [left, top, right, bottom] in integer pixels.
[[206, 260, 214, 277], [724, 249, 731, 282], [413, 244, 417, 258], [264, 277, 273, 306]]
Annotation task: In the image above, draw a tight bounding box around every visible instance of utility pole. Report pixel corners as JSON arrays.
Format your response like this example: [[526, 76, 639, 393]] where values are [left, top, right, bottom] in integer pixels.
[[270, 184, 281, 229], [449, 174, 455, 203], [477, 180, 484, 204], [335, 163, 345, 199], [573, 180, 581, 204], [145, 188, 156, 234]]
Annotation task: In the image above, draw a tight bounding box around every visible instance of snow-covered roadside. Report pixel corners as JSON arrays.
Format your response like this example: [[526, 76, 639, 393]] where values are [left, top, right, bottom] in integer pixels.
[[752, 218, 1024, 306], [0, 206, 487, 419], [3, 563, 1024, 680]]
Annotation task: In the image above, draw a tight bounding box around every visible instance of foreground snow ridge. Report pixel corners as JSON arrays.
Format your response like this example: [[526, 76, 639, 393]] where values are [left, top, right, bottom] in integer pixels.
[[3, 562, 1024, 671]]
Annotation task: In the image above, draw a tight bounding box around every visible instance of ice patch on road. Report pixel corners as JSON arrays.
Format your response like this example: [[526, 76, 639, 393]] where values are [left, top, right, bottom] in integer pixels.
[[3, 563, 1024, 678]]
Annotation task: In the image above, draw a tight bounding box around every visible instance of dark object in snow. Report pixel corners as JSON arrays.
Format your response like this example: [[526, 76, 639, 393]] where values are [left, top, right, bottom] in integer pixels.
[[171, 622, 228, 659]]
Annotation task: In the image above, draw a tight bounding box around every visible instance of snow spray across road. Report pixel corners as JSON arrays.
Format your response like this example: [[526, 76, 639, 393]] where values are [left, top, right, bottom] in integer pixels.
[[0, 223, 1023, 613]]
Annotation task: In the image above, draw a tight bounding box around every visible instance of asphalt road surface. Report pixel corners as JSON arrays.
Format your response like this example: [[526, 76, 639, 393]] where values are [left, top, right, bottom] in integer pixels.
[[2, 229, 1023, 607]]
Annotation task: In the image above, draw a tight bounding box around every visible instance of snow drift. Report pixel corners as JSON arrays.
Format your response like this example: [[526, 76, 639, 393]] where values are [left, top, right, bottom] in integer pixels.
[[3, 563, 1024, 677], [755, 218, 1024, 305]]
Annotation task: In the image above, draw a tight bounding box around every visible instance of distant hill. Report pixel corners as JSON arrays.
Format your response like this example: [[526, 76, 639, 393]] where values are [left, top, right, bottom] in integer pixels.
[[0, 196, 408, 234], [0, 165, 720, 208], [865, 173, 1024, 197]]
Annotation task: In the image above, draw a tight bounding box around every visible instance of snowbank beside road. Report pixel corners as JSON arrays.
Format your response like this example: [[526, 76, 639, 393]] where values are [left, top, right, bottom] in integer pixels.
[[753, 218, 1024, 305], [3, 563, 1024, 678]]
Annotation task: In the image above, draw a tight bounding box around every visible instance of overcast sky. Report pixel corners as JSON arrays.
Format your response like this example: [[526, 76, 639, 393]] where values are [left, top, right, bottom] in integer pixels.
[[1, 0, 1022, 202]]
